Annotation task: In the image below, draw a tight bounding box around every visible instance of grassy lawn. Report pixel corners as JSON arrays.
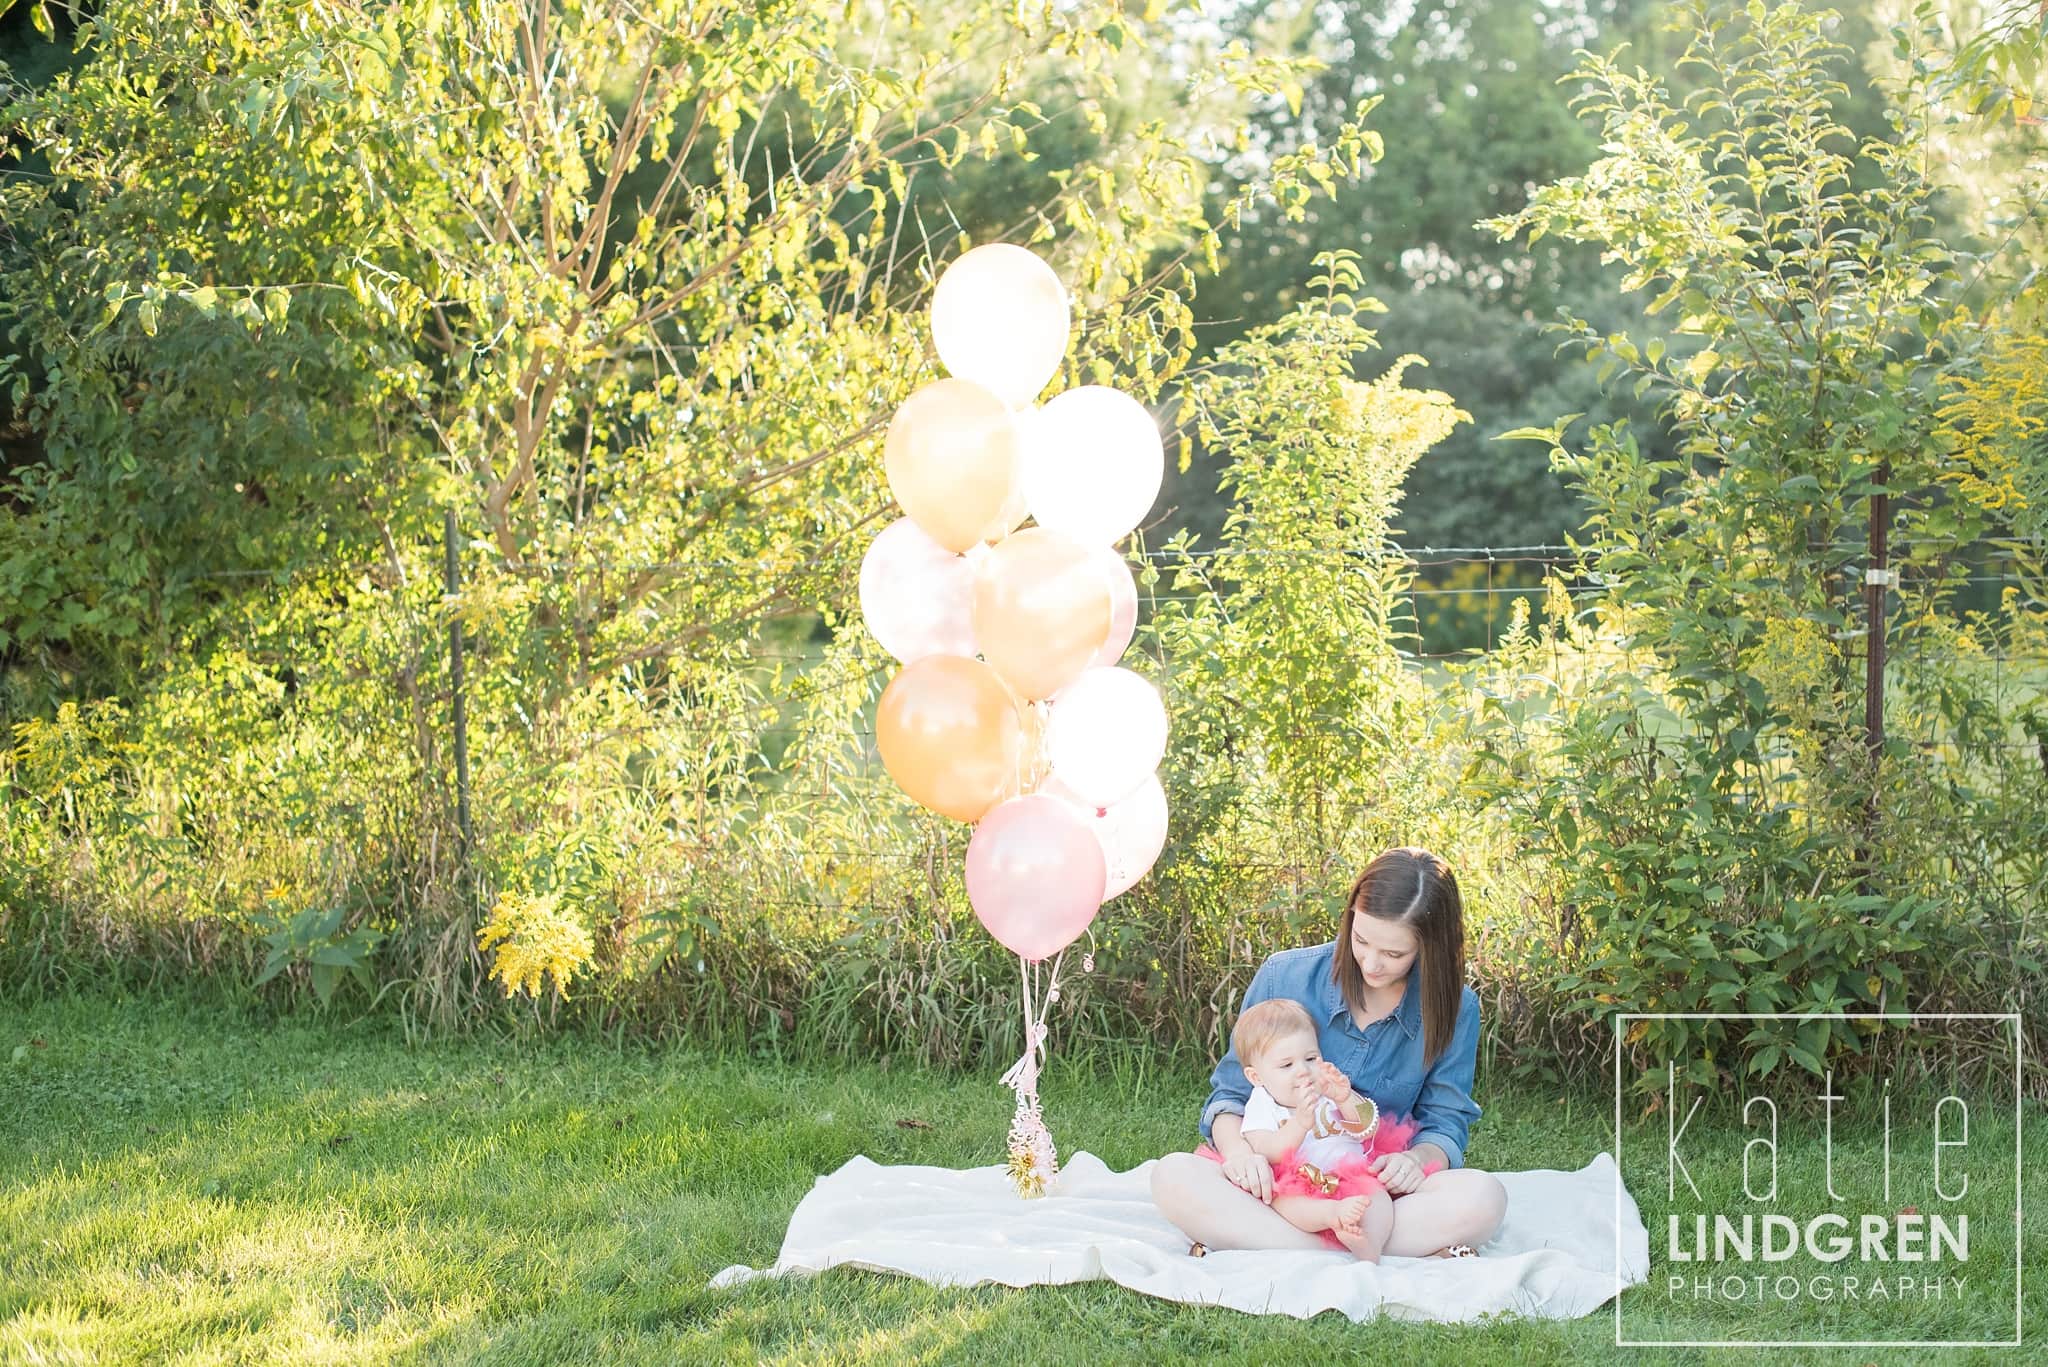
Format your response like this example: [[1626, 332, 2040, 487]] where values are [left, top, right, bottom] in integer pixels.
[[1, 991, 2039, 1364]]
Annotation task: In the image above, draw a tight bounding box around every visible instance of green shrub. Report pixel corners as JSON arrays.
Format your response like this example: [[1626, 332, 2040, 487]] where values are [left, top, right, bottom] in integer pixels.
[[1473, 0, 2047, 1091]]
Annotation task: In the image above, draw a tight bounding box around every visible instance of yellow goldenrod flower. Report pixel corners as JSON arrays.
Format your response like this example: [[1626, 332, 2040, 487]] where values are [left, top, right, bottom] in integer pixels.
[[476, 890, 594, 1000]]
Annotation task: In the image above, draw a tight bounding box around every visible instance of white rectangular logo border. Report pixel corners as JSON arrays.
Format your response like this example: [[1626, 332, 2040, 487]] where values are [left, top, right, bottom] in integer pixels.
[[1611, 1011, 2023, 1350]]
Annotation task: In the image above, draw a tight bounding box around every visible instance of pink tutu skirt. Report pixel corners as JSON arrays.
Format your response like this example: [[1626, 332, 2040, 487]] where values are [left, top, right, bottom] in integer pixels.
[[1197, 1112, 1444, 1249]]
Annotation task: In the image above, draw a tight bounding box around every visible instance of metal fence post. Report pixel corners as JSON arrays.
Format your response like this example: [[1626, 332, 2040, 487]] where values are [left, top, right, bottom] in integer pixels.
[[1866, 461, 1890, 766], [445, 509, 474, 869], [1862, 461, 1891, 891]]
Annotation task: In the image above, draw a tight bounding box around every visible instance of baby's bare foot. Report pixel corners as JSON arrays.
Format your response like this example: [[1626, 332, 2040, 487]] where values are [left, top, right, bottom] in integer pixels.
[[1335, 1226, 1385, 1263], [1333, 1196, 1369, 1236]]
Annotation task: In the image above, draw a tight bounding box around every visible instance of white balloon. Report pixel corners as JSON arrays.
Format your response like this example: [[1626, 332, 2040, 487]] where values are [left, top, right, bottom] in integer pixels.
[[859, 518, 978, 664], [1044, 666, 1168, 808], [931, 244, 1070, 407], [1044, 772, 1168, 901], [1021, 386, 1163, 546]]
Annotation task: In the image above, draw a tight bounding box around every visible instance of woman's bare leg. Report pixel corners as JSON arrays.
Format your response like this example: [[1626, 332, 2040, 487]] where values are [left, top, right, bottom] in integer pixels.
[[1148, 1153, 1328, 1251], [1381, 1167, 1508, 1257], [1152, 1155, 1507, 1257]]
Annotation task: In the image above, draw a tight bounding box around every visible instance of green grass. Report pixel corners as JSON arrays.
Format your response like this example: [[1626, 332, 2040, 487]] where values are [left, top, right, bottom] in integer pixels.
[[1, 991, 2040, 1364]]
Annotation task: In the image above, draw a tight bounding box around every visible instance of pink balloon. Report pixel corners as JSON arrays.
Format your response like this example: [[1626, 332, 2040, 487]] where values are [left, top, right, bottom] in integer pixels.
[[1089, 546, 1138, 669], [965, 795, 1106, 961], [860, 518, 978, 664], [1043, 772, 1168, 900]]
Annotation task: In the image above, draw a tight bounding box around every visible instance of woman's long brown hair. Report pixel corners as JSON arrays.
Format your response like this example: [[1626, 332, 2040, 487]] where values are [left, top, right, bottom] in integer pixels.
[[1332, 847, 1466, 1067]]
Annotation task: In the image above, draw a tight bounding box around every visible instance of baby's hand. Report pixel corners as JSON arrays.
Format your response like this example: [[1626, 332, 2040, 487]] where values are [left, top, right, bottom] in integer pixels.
[[1314, 1061, 1352, 1101], [1334, 1196, 1369, 1236]]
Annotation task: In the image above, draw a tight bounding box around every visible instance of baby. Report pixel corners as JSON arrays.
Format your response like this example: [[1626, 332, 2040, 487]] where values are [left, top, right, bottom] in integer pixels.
[[1231, 998, 1414, 1261]]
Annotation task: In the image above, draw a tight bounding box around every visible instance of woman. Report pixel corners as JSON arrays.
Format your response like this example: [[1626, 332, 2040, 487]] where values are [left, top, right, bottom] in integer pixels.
[[1151, 848, 1509, 1256]]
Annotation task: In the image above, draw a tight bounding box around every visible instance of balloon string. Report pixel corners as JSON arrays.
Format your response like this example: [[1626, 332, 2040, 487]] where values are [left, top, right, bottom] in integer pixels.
[[1034, 699, 1049, 791], [999, 958, 1041, 1091], [1001, 948, 1069, 1196], [998, 950, 1066, 1094], [1015, 698, 1042, 798]]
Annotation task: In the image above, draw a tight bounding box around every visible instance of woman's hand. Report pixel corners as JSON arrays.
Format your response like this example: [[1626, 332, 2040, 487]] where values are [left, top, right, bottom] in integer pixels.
[[1220, 1148, 1275, 1203], [1369, 1150, 1429, 1196]]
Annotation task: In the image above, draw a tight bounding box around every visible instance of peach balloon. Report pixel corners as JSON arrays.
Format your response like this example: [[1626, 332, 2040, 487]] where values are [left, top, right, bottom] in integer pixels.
[[884, 379, 1022, 553], [876, 655, 1026, 822], [931, 244, 1070, 407], [972, 527, 1111, 702], [1089, 546, 1139, 669]]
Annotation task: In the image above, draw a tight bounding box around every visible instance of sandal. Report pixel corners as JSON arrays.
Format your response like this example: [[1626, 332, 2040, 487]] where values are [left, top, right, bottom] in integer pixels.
[[1187, 1241, 1208, 1258], [1440, 1243, 1477, 1259]]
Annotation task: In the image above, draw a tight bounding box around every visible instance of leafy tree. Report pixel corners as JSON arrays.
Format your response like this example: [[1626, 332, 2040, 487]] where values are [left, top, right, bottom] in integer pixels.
[[1168, 0, 1948, 556], [0, 0, 1368, 1026], [1179, 0, 1674, 552], [1133, 251, 1485, 999], [1866, 0, 2048, 285], [1156, 250, 1465, 864], [1474, 0, 2037, 1085]]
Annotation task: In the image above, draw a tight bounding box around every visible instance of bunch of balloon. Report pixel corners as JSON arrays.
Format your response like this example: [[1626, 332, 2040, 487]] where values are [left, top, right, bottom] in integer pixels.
[[860, 244, 1170, 1197]]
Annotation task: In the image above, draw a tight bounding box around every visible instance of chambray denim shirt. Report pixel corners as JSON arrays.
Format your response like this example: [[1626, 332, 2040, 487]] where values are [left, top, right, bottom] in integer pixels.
[[1199, 941, 1483, 1168]]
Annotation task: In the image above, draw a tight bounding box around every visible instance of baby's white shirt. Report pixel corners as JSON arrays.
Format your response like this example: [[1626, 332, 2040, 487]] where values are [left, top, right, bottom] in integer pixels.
[[1241, 1084, 1369, 1171]]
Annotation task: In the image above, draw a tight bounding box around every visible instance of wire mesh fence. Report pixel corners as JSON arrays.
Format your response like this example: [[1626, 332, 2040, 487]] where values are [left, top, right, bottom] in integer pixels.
[[109, 537, 2048, 755], [11, 534, 2043, 771]]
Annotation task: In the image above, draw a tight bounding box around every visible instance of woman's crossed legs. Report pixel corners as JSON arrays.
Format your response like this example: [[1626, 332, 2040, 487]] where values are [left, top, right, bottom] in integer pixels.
[[1150, 1151, 1506, 1256]]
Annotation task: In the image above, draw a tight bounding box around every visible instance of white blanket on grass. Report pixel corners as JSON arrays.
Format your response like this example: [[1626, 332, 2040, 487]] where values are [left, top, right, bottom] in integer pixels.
[[712, 1151, 1651, 1323]]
